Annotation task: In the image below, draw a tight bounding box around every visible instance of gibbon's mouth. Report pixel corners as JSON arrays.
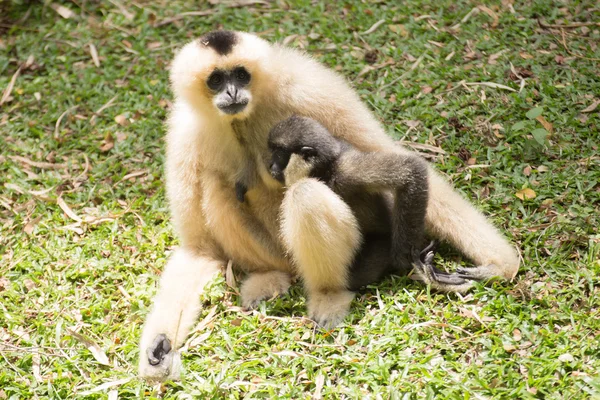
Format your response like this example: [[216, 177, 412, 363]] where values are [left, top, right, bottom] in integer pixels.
[[218, 101, 249, 115]]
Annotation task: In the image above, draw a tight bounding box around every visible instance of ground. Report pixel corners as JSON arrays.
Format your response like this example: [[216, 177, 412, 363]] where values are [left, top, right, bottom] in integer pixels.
[[0, 0, 599, 398]]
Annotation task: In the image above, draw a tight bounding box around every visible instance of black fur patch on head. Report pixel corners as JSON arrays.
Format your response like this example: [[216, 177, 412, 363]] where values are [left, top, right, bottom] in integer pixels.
[[199, 30, 237, 56]]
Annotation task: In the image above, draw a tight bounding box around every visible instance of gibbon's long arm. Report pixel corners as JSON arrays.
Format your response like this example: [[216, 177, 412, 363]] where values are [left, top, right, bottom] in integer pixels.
[[335, 150, 480, 291]]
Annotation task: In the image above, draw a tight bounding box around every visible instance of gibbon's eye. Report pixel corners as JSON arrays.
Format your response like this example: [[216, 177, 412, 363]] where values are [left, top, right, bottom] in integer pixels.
[[207, 71, 224, 90], [234, 67, 251, 84], [299, 146, 316, 160]]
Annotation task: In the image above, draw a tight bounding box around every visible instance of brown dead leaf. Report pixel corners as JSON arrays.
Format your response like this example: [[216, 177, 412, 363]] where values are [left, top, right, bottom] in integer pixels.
[[581, 99, 600, 113], [515, 188, 536, 200], [478, 5, 499, 27], [100, 132, 114, 152], [114, 115, 128, 126], [0, 277, 10, 291], [1, 65, 22, 106], [519, 52, 534, 59], [9, 155, 68, 170], [147, 42, 162, 50], [388, 24, 409, 37], [50, 3, 76, 19], [513, 328, 522, 341], [523, 165, 532, 176], [23, 216, 41, 235], [231, 318, 242, 326], [503, 343, 516, 353], [555, 55, 565, 64], [225, 260, 237, 289], [89, 44, 100, 67], [421, 86, 433, 94], [404, 120, 420, 129], [535, 115, 554, 133], [57, 197, 82, 222]]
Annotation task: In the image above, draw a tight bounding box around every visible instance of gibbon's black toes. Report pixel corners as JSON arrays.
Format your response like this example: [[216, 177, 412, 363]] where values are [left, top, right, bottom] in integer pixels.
[[147, 334, 172, 366], [420, 240, 439, 258]]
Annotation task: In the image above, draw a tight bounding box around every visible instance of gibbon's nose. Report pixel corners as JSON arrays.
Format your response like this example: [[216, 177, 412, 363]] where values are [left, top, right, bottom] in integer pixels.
[[225, 84, 238, 101]]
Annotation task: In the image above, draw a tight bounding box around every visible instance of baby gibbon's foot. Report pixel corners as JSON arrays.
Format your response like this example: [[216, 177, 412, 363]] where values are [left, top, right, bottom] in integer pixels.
[[307, 290, 355, 330], [139, 333, 181, 382], [411, 242, 475, 293], [240, 271, 291, 310]]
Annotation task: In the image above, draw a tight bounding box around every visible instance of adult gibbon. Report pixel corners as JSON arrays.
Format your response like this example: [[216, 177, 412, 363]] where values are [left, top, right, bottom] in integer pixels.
[[138, 30, 520, 381], [268, 115, 474, 294]]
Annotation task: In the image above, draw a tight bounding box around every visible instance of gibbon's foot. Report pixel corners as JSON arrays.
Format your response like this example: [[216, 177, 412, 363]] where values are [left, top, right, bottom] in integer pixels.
[[411, 243, 475, 293], [139, 334, 181, 382], [307, 290, 355, 330], [240, 271, 292, 310]]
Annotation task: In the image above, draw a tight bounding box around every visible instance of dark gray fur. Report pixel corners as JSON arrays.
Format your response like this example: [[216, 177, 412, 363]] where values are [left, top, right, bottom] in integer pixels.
[[199, 30, 237, 55], [268, 115, 472, 291]]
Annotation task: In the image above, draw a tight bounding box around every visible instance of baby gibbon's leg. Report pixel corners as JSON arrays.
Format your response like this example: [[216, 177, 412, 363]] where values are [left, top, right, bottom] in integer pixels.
[[138, 248, 222, 381], [240, 271, 292, 309], [426, 170, 520, 281], [280, 179, 361, 329]]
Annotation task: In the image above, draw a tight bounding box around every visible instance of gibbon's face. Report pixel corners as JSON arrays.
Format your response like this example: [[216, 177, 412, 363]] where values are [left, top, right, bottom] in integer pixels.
[[206, 66, 252, 115], [170, 31, 273, 120]]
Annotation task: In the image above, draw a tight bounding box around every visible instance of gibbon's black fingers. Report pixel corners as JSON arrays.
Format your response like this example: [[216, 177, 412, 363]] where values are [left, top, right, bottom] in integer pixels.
[[411, 247, 475, 293], [147, 334, 172, 366]]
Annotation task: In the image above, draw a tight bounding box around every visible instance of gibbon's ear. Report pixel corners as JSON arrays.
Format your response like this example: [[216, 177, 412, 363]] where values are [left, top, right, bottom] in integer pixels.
[[300, 146, 316, 160]]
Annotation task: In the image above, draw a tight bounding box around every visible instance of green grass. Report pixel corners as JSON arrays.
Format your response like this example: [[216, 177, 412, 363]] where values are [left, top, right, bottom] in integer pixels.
[[1, 0, 599, 398]]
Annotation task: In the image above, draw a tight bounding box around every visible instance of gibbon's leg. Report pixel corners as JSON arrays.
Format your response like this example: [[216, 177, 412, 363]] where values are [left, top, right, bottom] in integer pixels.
[[280, 179, 361, 329], [425, 170, 520, 281], [240, 271, 292, 309], [138, 248, 222, 381]]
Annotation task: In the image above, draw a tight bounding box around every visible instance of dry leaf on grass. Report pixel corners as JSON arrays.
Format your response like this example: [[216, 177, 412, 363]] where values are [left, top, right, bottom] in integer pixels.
[[57, 197, 82, 222], [89, 44, 100, 67], [225, 259, 237, 288], [363, 19, 385, 35], [515, 188, 536, 200], [581, 100, 600, 113], [114, 115, 128, 126], [50, 3, 76, 19], [67, 329, 110, 366], [78, 378, 132, 396], [535, 115, 554, 133], [99, 132, 114, 152]]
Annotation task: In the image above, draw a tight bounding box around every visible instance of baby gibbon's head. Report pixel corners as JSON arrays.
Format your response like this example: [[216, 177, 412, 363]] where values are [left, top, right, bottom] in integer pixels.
[[268, 116, 342, 185], [169, 30, 273, 120]]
